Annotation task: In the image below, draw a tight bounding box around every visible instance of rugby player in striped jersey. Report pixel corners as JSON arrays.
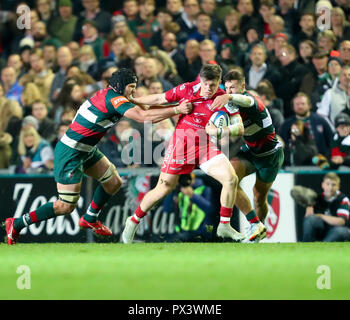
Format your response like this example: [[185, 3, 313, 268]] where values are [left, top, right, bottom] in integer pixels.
[[210, 70, 284, 242], [4, 68, 192, 245]]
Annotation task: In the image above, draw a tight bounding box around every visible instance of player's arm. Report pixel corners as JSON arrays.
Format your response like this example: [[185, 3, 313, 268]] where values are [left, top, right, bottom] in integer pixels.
[[210, 94, 254, 110], [129, 93, 168, 106], [205, 114, 244, 137], [124, 100, 192, 123]]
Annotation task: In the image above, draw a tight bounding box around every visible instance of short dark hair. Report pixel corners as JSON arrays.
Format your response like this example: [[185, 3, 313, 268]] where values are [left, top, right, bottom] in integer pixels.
[[223, 70, 245, 84], [199, 64, 222, 81]]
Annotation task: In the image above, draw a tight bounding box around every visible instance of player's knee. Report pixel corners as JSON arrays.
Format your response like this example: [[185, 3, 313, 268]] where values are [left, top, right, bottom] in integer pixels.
[[102, 174, 122, 195], [221, 173, 238, 189], [54, 200, 77, 215]]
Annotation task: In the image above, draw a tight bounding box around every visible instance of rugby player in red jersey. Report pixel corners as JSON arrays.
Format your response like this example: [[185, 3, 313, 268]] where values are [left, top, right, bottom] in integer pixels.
[[122, 64, 248, 243], [4, 68, 192, 245], [210, 70, 284, 242]]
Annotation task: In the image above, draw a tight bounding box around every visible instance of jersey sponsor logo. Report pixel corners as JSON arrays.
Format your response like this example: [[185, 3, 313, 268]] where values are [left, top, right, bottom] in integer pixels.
[[180, 84, 186, 91], [193, 112, 206, 116], [265, 189, 280, 238], [111, 96, 128, 109], [193, 118, 202, 124], [182, 120, 205, 129]]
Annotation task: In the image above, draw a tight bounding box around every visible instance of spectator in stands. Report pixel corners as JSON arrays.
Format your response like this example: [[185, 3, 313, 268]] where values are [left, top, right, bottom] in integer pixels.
[[80, 19, 105, 60], [301, 172, 350, 242], [31, 100, 57, 145], [280, 92, 334, 161], [268, 15, 285, 36], [329, 112, 350, 169], [123, 0, 139, 21], [128, 0, 160, 52], [104, 36, 127, 67], [60, 107, 77, 123], [300, 51, 329, 101], [148, 80, 164, 94], [1, 66, 23, 104], [331, 7, 350, 47], [317, 30, 337, 54], [258, 0, 275, 38], [181, 39, 201, 82], [236, 0, 262, 38], [0, 84, 4, 98], [188, 11, 220, 47], [221, 9, 241, 50], [167, 0, 183, 21], [256, 80, 284, 133], [317, 65, 350, 124], [42, 43, 57, 71], [276, 0, 299, 37], [21, 82, 43, 117], [139, 57, 173, 91], [198, 39, 219, 67], [122, 40, 145, 69], [0, 131, 13, 169], [200, 0, 222, 34], [297, 40, 317, 69], [52, 120, 71, 149], [19, 49, 54, 108], [74, 0, 112, 41], [176, 0, 200, 42], [47, 0, 78, 45], [339, 40, 350, 66], [78, 45, 99, 79], [294, 13, 318, 48], [133, 55, 147, 83], [7, 54, 26, 80], [31, 20, 62, 49], [275, 44, 309, 117], [150, 8, 173, 49], [49, 46, 73, 103], [17, 125, 54, 173], [150, 48, 183, 86], [67, 41, 80, 65], [244, 43, 281, 90], [36, 0, 53, 25], [161, 32, 186, 75], [217, 40, 236, 71]]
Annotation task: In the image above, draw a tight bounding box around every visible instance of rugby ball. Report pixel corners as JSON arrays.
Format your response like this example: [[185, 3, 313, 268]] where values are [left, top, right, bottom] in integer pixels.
[[209, 111, 230, 139]]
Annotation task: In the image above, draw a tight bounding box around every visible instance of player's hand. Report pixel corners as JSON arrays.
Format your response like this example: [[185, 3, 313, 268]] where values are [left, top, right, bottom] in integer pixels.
[[177, 99, 193, 114], [205, 120, 218, 136], [210, 94, 231, 110]]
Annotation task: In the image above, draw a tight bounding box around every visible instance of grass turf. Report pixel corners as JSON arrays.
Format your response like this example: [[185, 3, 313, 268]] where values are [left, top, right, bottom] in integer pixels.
[[0, 242, 349, 300]]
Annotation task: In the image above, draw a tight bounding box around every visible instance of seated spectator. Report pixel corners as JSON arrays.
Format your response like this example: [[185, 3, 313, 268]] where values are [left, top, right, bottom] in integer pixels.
[[317, 30, 337, 54], [300, 51, 329, 103], [339, 40, 350, 66], [36, 0, 53, 25], [161, 32, 186, 76], [80, 19, 105, 60], [0, 131, 13, 169], [181, 39, 201, 82], [220, 9, 241, 51], [31, 20, 62, 49], [197, 39, 227, 75], [120, 40, 145, 70], [32, 100, 58, 144], [49, 46, 73, 104], [1, 66, 23, 105], [7, 54, 27, 80], [237, 0, 263, 38], [216, 40, 236, 72], [52, 120, 71, 148], [297, 40, 317, 69], [150, 8, 173, 49], [167, 0, 183, 21], [275, 44, 309, 117], [21, 82, 43, 117], [42, 44, 58, 72], [301, 172, 350, 242], [19, 49, 54, 108], [268, 15, 286, 36], [244, 43, 281, 90], [256, 80, 284, 133], [78, 45, 99, 79], [329, 113, 350, 169], [293, 13, 318, 48], [317, 65, 350, 125], [188, 11, 220, 47], [148, 80, 164, 94], [60, 107, 77, 123], [67, 41, 81, 65], [276, 0, 299, 37], [156, 173, 216, 242], [150, 48, 183, 87], [330, 7, 350, 48], [280, 92, 334, 162], [122, 0, 139, 21], [47, 0, 77, 45], [73, 0, 112, 41], [128, 0, 160, 52], [16, 125, 54, 173], [258, 0, 275, 38], [139, 57, 173, 91], [176, 0, 200, 43]]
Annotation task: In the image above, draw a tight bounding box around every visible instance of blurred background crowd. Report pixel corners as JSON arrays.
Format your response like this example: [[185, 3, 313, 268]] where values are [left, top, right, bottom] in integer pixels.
[[0, 0, 350, 174]]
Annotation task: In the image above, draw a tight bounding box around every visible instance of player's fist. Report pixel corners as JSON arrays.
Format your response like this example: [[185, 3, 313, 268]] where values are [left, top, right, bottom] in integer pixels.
[[210, 94, 231, 110], [178, 99, 193, 114]]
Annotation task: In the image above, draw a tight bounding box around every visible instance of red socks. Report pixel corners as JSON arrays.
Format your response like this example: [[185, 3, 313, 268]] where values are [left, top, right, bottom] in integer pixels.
[[131, 206, 147, 224], [220, 207, 233, 224]]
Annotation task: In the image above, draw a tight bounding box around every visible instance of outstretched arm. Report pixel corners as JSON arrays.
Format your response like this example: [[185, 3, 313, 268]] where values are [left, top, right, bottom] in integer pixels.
[[124, 100, 192, 123], [129, 93, 169, 106]]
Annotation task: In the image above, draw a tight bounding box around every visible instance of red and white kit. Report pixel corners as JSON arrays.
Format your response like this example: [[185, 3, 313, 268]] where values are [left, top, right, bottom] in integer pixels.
[[162, 81, 239, 175]]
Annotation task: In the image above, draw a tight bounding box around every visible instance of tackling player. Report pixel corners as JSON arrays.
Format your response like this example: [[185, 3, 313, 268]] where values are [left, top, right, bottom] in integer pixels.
[[210, 70, 284, 242], [4, 68, 192, 245], [121, 64, 248, 244]]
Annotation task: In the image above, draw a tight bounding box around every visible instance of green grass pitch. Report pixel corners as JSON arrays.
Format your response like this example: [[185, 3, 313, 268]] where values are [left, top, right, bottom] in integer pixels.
[[0, 242, 349, 300]]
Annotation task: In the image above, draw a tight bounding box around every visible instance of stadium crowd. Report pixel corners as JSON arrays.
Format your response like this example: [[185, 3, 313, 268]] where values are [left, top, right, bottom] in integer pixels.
[[0, 0, 350, 173]]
